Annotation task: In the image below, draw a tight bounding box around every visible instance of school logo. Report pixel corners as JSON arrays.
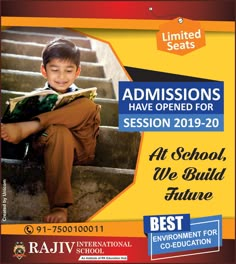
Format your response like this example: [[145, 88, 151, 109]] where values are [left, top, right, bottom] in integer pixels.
[[13, 242, 26, 260]]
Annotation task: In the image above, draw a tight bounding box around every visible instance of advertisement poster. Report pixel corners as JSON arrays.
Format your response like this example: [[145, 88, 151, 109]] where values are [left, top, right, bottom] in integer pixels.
[[1, 1, 235, 263]]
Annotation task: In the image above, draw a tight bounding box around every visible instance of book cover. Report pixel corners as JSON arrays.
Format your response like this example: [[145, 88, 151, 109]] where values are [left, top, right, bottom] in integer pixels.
[[2, 87, 97, 123], [1, 1, 235, 264]]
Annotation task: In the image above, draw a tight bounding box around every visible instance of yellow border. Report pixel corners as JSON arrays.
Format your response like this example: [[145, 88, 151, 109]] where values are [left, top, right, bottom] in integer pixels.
[[1, 17, 235, 32], [1, 15, 234, 241]]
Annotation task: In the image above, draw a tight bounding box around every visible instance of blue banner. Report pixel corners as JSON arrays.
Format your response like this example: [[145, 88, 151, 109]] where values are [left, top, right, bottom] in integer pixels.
[[143, 214, 190, 234], [119, 114, 223, 131], [145, 215, 222, 256], [118, 82, 224, 131]]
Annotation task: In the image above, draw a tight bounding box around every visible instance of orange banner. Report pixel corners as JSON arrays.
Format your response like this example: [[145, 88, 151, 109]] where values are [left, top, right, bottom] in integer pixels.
[[156, 17, 206, 55], [1, 17, 235, 32], [1, 219, 234, 239]]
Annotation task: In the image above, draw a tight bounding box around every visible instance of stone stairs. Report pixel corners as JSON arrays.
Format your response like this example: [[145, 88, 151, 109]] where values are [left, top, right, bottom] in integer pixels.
[[1, 27, 141, 222]]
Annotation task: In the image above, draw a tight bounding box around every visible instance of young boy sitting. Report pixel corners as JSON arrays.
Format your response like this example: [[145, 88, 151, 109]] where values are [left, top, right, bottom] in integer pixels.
[[1, 38, 101, 223]]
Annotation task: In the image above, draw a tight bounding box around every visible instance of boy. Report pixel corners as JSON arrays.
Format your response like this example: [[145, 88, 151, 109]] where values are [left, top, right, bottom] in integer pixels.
[[1, 38, 101, 223]]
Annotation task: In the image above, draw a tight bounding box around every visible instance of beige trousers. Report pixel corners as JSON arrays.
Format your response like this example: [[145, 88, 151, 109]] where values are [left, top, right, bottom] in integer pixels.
[[31, 97, 100, 208]]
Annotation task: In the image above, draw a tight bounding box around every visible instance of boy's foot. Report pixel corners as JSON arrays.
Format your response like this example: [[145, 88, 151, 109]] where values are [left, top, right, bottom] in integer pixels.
[[43, 208, 68, 223], [1, 121, 42, 144], [1, 123, 23, 144]]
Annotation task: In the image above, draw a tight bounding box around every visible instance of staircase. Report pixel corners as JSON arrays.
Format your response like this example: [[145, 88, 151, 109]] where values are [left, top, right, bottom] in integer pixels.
[[1, 27, 141, 223]]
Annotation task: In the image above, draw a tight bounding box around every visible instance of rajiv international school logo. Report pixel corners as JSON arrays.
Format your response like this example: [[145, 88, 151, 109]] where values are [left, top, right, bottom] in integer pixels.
[[13, 242, 27, 260]]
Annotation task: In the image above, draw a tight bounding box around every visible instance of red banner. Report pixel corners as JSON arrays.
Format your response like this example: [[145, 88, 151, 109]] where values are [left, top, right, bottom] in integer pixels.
[[1, 235, 235, 263], [2, 1, 235, 21]]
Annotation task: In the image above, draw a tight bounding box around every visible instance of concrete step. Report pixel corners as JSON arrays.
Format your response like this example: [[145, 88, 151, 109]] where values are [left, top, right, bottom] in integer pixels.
[[95, 126, 140, 169], [7, 27, 88, 38], [2, 53, 106, 78], [2, 159, 135, 222], [1, 126, 141, 169], [1, 39, 98, 62], [1, 90, 119, 127], [95, 98, 118, 127], [2, 30, 92, 49], [1, 70, 115, 98]]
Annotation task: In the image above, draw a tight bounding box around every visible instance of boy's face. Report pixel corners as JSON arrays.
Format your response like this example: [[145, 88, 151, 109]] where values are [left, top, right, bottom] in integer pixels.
[[41, 58, 80, 93]]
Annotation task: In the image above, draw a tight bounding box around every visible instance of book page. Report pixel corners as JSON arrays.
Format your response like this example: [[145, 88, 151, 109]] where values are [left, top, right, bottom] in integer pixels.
[[54, 87, 97, 109]]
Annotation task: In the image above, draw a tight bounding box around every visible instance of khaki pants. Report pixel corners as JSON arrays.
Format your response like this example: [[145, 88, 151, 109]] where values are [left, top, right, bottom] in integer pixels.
[[31, 97, 100, 208]]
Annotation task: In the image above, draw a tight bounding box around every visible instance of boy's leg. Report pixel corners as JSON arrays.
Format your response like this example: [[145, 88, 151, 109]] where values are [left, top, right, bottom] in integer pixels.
[[1, 97, 100, 147], [36, 97, 101, 163], [2, 97, 101, 223], [35, 124, 76, 223], [34, 98, 100, 223], [37, 97, 99, 129]]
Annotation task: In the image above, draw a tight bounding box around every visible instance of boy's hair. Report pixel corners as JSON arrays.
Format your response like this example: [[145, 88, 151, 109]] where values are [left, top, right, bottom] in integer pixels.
[[42, 38, 81, 68]]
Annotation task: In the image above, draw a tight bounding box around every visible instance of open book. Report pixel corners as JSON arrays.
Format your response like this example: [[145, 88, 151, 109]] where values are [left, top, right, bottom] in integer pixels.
[[2, 87, 97, 123]]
